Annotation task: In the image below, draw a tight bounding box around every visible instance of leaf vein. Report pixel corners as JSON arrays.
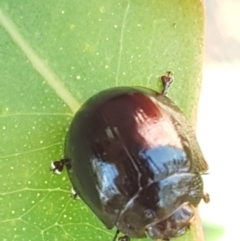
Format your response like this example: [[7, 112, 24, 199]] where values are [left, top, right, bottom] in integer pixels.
[[0, 9, 80, 113], [115, 0, 130, 85], [0, 142, 62, 159]]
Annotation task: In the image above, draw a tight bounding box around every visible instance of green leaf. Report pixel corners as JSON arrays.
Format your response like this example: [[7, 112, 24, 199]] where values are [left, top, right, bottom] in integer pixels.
[[0, 0, 204, 241]]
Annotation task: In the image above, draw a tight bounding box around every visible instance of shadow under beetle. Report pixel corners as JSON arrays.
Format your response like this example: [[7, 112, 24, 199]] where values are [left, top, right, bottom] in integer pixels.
[[51, 72, 209, 241]]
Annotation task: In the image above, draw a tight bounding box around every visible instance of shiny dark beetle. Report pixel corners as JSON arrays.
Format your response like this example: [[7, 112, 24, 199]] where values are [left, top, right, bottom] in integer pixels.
[[52, 73, 209, 241]]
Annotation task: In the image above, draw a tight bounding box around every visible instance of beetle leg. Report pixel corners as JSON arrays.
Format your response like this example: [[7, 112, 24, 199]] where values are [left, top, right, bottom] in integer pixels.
[[112, 231, 130, 241], [118, 235, 130, 241], [160, 71, 173, 95], [203, 193, 210, 203], [112, 230, 120, 241], [70, 187, 79, 200], [50, 158, 70, 174]]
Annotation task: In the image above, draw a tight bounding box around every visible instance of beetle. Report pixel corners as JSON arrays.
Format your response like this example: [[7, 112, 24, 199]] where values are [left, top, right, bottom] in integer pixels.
[[51, 72, 209, 241]]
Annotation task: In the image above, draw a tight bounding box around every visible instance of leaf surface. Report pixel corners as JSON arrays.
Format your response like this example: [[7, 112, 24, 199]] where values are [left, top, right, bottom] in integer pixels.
[[0, 1, 204, 240]]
